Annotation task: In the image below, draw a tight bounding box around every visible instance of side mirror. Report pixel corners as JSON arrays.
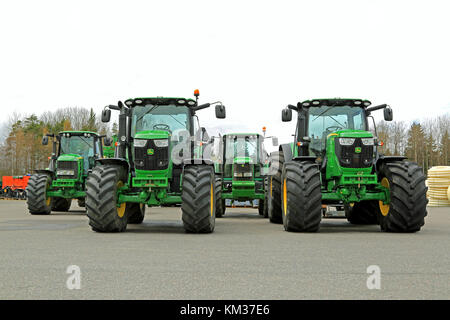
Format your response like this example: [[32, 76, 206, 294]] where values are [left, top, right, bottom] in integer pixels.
[[42, 136, 49, 145], [103, 137, 112, 146], [102, 109, 111, 123], [282, 108, 292, 122], [384, 106, 393, 121], [215, 104, 226, 119], [272, 137, 279, 146]]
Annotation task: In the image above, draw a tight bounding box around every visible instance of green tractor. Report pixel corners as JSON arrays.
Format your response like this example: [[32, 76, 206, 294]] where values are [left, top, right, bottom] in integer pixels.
[[213, 133, 277, 217], [268, 98, 428, 232], [86, 90, 226, 233], [26, 131, 110, 214]]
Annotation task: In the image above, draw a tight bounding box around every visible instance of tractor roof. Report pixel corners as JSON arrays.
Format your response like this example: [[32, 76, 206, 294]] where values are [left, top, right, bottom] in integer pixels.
[[224, 133, 262, 138], [59, 131, 100, 136], [124, 97, 197, 108], [299, 98, 372, 108]]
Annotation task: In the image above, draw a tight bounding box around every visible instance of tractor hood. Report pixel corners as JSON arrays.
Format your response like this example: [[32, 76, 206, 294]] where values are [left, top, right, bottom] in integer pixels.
[[332, 129, 373, 139], [134, 130, 171, 140], [57, 154, 84, 161], [234, 156, 253, 165]]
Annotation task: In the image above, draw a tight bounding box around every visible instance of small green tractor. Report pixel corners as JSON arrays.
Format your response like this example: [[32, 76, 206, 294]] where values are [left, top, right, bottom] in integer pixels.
[[26, 131, 110, 214], [213, 133, 276, 217], [86, 90, 226, 233], [268, 98, 428, 232]]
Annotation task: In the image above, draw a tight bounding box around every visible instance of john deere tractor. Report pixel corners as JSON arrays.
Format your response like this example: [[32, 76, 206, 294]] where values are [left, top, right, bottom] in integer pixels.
[[26, 131, 109, 214], [268, 98, 428, 232], [86, 90, 226, 233], [214, 133, 276, 217]]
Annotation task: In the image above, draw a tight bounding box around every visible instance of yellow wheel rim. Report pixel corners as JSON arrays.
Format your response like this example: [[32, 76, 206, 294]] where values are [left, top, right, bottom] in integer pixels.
[[116, 181, 126, 218], [46, 197, 52, 207], [379, 177, 390, 216], [210, 182, 214, 217], [283, 178, 287, 216]]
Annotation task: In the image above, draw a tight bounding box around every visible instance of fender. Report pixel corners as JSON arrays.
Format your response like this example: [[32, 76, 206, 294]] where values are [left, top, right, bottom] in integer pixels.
[[183, 158, 214, 166], [95, 158, 130, 174], [375, 155, 407, 171], [34, 169, 55, 178], [279, 143, 293, 162]]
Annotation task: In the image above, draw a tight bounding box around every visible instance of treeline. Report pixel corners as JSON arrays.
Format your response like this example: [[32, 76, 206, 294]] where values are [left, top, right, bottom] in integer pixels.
[[0, 107, 113, 177], [376, 114, 450, 173]]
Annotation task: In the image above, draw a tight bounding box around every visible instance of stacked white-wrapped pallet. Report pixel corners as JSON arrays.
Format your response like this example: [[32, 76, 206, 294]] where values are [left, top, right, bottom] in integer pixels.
[[426, 166, 450, 206]]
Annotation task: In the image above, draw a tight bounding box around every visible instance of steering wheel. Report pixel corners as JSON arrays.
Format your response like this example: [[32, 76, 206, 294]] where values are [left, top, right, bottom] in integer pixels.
[[325, 125, 343, 133], [153, 124, 172, 133]]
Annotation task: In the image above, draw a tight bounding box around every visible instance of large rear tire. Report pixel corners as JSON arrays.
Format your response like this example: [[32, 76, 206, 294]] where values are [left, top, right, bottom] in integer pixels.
[[344, 201, 378, 224], [26, 174, 52, 215], [181, 165, 216, 233], [268, 151, 284, 224], [281, 161, 322, 232], [215, 177, 225, 218], [52, 198, 72, 212], [377, 161, 428, 232], [127, 203, 146, 224], [86, 165, 129, 232]]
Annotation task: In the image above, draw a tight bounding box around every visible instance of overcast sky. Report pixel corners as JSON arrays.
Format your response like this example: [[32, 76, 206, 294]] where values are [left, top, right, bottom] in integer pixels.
[[1, 0, 449, 151]]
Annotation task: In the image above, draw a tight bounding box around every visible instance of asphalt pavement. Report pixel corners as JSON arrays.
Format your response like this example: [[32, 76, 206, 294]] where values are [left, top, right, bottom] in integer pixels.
[[0, 200, 448, 299]]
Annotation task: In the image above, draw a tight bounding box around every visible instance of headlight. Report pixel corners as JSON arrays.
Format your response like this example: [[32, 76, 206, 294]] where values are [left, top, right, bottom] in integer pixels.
[[154, 139, 169, 147], [133, 139, 147, 147], [234, 172, 243, 177], [58, 170, 75, 176], [339, 138, 355, 145], [361, 138, 374, 146], [243, 172, 253, 177]]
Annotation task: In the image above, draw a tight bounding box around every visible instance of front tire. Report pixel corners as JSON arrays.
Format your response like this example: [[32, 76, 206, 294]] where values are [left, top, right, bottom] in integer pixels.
[[181, 165, 216, 233], [86, 165, 128, 232], [127, 203, 146, 224], [281, 161, 322, 232], [377, 161, 428, 232], [215, 177, 225, 218], [26, 174, 52, 215], [344, 201, 378, 224], [268, 151, 284, 224], [52, 198, 72, 212]]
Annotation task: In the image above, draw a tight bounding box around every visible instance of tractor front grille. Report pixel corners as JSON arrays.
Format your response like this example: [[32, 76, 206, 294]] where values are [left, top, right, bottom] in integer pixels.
[[233, 163, 253, 181], [134, 139, 169, 171], [57, 160, 78, 179], [335, 138, 373, 168]]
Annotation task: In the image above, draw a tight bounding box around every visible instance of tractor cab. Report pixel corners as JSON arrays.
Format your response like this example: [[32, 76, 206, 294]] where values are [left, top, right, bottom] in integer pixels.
[[42, 131, 104, 180], [223, 133, 264, 181]]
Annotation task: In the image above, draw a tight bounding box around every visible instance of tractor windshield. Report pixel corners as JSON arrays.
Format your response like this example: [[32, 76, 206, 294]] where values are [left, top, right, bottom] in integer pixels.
[[131, 104, 190, 137], [224, 135, 260, 164], [59, 135, 95, 157], [307, 105, 366, 157]]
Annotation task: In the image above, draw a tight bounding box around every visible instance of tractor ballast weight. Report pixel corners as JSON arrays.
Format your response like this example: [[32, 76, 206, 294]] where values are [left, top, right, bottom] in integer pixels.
[[26, 131, 107, 214], [268, 98, 428, 232], [85, 91, 226, 233]]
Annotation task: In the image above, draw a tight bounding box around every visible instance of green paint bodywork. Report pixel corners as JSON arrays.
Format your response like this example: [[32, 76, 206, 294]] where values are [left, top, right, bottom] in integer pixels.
[[291, 123, 389, 205], [114, 99, 191, 207]]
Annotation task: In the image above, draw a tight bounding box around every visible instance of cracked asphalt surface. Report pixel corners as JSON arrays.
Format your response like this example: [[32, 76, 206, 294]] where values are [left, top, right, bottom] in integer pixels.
[[0, 200, 449, 299]]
